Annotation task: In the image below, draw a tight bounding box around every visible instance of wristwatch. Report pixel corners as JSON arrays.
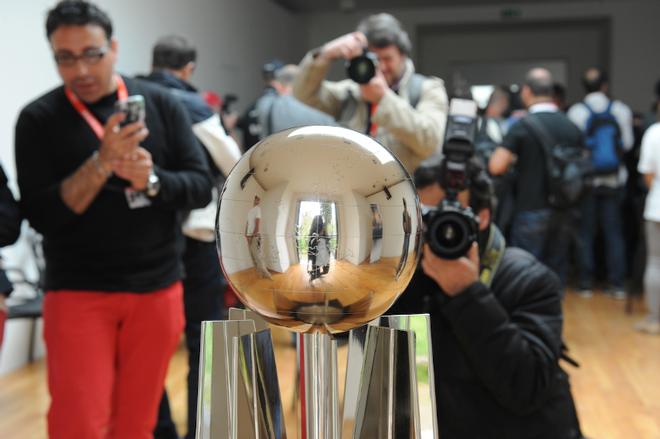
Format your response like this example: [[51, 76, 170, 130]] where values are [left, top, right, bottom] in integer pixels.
[[145, 169, 161, 197]]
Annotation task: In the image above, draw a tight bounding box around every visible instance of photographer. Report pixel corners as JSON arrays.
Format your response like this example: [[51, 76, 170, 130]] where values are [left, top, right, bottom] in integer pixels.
[[293, 13, 448, 172], [391, 156, 582, 436]]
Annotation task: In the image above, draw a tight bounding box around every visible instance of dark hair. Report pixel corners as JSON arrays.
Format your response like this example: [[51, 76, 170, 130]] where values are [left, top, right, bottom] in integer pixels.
[[582, 68, 608, 94], [414, 156, 493, 213], [310, 215, 325, 235], [152, 35, 196, 70], [654, 79, 660, 100], [46, 0, 113, 40], [357, 13, 411, 56], [524, 68, 554, 97]]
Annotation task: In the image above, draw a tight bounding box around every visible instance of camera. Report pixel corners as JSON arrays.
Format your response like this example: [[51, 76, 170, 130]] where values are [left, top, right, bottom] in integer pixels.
[[423, 99, 480, 259], [346, 49, 378, 84], [115, 95, 146, 127]]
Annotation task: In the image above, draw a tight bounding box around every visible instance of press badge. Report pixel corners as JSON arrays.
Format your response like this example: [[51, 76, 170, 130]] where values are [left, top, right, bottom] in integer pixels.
[[125, 189, 152, 209]]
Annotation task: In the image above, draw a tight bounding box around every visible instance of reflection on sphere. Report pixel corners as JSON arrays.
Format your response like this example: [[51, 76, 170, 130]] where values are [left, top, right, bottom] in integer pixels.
[[216, 126, 422, 333]]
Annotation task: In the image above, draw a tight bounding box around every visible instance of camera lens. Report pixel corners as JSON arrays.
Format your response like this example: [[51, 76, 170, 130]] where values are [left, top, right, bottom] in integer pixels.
[[426, 209, 477, 260], [346, 52, 377, 84]]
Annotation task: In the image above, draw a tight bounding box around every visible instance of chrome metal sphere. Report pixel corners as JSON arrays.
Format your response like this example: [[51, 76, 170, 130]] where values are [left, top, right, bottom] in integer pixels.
[[216, 126, 421, 333]]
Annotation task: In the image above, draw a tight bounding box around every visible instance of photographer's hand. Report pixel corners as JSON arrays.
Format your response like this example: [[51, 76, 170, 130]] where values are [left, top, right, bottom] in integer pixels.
[[360, 70, 388, 103], [421, 242, 479, 296], [320, 31, 368, 61]]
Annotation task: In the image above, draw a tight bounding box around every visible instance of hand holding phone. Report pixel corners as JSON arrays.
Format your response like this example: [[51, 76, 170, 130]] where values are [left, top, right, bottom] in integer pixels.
[[115, 95, 146, 127]]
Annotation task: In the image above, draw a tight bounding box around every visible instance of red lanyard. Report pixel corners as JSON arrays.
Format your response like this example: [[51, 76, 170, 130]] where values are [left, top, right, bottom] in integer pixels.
[[64, 74, 128, 140], [369, 103, 379, 137]]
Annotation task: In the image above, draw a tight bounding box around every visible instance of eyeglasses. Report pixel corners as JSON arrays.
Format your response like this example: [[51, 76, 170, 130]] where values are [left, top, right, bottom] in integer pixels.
[[54, 46, 109, 67]]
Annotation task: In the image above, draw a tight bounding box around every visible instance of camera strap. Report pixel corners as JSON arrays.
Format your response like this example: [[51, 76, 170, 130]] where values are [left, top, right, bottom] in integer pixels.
[[64, 74, 128, 140], [479, 224, 506, 288], [366, 103, 379, 137]]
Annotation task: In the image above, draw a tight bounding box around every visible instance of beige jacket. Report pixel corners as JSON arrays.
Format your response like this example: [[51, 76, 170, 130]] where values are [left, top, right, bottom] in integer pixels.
[[294, 51, 449, 172]]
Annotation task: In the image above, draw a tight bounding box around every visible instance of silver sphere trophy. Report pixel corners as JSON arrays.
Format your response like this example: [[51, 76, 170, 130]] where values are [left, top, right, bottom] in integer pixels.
[[197, 126, 438, 438]]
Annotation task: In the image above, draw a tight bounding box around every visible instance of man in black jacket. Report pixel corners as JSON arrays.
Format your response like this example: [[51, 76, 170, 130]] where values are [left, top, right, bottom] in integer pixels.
[[391, 159, 583, 439], [14, 2, 212, 438], [142, 34, 242, 439]]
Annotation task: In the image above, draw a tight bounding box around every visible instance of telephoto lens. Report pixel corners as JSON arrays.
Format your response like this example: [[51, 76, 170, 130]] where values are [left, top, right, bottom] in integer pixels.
[[346, 50, 378, 84], [424, 200, 479, 260]]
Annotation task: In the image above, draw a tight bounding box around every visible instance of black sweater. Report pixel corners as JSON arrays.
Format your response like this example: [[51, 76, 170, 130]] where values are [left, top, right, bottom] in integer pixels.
[[390, 247, 582, 439], [15, 76, 212, 292]]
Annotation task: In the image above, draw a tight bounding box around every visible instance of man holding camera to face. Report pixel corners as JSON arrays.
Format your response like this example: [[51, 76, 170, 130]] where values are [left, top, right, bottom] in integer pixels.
[[293, 13, 448, 173], [389, 101, 583, 438], [14, 2, 212, 438]]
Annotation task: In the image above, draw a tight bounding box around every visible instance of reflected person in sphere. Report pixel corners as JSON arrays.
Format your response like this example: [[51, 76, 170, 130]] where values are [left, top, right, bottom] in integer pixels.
[[308, 215, 330, 280], [370, 204, 383, 263], [395, 197, 412, 279], [246, 195, 272, 279], [389, 158, 583, 439]]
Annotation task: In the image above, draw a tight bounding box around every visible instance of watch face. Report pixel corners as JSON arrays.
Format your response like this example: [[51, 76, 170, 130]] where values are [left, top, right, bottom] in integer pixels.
[[147, 172, 160, 196]]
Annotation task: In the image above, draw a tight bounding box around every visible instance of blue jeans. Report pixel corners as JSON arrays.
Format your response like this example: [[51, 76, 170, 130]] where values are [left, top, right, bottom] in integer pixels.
[[511, 208, 574, 285], [578, 188, 625, 290]]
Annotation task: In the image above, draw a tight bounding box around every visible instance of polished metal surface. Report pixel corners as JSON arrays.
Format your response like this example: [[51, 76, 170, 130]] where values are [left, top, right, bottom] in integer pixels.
[[343, 314, 438, 439], [298, 333, 340, 439], [216, 126, 422, 334], [196, 309, 286, 439]]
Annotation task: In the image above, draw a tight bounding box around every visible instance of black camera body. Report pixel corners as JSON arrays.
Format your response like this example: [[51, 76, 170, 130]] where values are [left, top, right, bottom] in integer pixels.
[[424, 99, 480, 259], [346, 50, 378, 84]]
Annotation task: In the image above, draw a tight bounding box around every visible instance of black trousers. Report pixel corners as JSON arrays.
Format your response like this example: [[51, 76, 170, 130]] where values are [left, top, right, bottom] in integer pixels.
[[154, 237, 226, 439]]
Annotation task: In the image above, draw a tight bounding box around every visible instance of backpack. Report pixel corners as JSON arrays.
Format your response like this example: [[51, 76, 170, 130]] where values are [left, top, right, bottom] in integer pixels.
[[584, 101, 623, 174], [521, 115, 591, 210]]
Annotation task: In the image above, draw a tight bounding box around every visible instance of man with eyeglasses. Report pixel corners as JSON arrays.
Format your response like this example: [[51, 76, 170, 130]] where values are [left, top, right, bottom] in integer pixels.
[[14, 1, 212, 438]]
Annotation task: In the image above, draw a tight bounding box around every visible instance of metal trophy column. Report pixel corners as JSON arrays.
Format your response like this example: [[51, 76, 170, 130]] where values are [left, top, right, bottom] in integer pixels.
[[298, 333, 340, 439]]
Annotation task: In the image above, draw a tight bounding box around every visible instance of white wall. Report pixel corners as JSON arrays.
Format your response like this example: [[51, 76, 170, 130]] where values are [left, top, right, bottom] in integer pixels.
[[260, 181, 293, 273], [301, 0, 660, 112], [339, 190, 371, 265]]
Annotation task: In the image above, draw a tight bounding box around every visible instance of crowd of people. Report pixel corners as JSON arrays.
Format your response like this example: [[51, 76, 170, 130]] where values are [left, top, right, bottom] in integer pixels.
[[1, 1, 660, 438]]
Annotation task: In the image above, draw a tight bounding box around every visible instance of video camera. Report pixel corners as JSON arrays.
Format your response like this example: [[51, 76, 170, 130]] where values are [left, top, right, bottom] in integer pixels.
[[346, 49, 378, 84], [423, 99, 480, 259]]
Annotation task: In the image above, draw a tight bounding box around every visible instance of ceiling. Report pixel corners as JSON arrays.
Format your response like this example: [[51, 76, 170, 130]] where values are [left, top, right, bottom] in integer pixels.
[[248, 126, 408, 197], [272, 0, 590, 13]]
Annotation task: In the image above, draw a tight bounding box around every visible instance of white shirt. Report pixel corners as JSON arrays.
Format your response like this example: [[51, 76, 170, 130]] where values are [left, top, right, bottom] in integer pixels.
[[638, 123, 660, 221], [246, 205, 262, 236], [529, 102, 558, 114], [183, 114, 242, 241], [567, 92, 634, 187]]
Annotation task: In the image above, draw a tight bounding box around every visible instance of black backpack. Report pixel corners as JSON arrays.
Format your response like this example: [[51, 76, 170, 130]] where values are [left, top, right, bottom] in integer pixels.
[[521, 115, 591, 210]]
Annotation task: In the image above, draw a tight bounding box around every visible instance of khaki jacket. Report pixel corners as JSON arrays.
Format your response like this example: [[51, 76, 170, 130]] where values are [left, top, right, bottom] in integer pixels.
[[294, 51, 448, 172]]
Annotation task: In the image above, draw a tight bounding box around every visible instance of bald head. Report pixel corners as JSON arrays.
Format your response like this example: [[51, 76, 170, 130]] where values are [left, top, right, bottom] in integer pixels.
[[524, 68, 554, 97], [582, 67, 608, 94], [273, 64, 299, 95], [275, 64, 299, 87]]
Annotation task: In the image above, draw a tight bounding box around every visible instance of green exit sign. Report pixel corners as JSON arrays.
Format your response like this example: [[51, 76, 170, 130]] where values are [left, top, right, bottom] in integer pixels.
[[501, 7, 523, 19]]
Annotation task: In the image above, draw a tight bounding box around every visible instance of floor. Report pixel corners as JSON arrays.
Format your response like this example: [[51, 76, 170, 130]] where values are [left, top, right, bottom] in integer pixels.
[[0, 291, 659, 438]]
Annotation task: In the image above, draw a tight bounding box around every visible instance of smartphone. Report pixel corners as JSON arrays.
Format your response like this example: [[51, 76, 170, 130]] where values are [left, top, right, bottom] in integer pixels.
[[115, 95, 146, 127]]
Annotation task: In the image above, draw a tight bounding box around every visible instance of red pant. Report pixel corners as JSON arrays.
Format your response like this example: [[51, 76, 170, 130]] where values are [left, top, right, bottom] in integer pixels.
[[44, 283, 184, 439], [0, 309, 6, 347]]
